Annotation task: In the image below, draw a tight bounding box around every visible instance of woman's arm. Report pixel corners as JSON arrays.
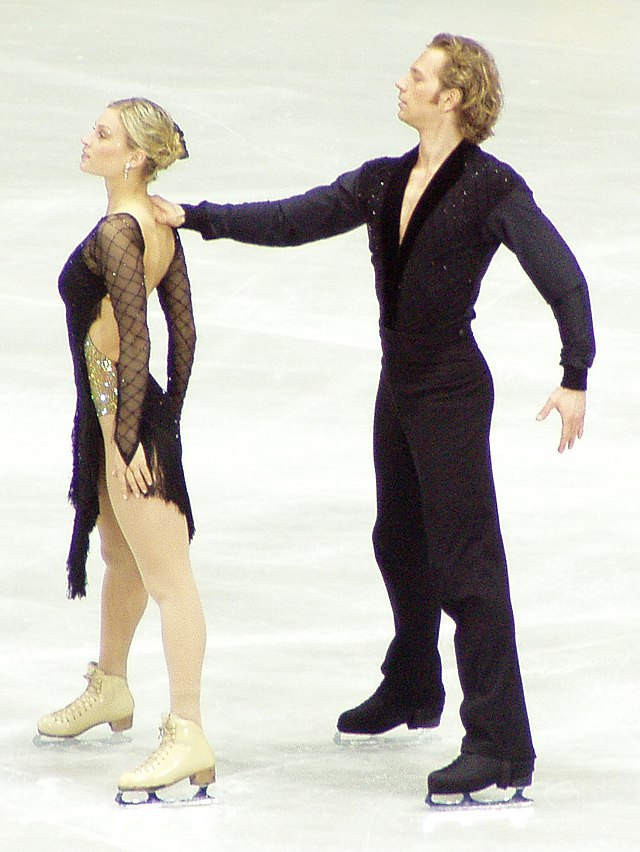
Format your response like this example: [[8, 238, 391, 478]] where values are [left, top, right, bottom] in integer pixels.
[[93, 214, 153, 495], [156, 232, 196, 419]]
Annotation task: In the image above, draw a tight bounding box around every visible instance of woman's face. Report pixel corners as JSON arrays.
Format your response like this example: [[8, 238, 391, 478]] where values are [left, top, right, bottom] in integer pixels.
[[80, 107, 132, 179]]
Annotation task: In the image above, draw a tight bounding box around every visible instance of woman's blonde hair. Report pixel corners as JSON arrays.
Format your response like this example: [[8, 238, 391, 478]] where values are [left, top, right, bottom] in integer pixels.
[[109, 97, 188, 181], [429, 33, 503, 144]]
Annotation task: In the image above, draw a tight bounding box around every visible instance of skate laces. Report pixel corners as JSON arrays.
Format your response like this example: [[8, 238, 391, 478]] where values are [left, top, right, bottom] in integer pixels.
[[52, 675, 100, 723], [133, 720, 177, 774]]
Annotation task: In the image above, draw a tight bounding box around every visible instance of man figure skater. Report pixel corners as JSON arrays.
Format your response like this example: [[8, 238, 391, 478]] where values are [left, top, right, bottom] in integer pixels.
[[154, 33, 595, 800]]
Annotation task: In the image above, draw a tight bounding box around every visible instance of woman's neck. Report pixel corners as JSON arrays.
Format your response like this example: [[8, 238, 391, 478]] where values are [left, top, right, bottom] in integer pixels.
[[105, 177, 150, 215]]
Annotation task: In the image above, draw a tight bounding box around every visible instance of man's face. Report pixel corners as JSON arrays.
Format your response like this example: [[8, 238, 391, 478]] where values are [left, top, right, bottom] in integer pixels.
[[395, 47, 448, 130]]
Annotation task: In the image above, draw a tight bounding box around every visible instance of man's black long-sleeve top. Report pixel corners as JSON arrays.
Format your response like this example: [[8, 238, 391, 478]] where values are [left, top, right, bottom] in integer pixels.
[[182, 141, 595, 389]]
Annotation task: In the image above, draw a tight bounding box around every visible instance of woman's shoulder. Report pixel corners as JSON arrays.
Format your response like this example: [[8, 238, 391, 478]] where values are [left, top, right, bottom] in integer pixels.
[[80, 213, 146, 278], [93, 212, 146, 249]]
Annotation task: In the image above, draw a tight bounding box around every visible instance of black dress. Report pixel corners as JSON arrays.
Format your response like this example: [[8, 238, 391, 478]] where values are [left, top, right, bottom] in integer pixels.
[[58, 213, 196, 599]]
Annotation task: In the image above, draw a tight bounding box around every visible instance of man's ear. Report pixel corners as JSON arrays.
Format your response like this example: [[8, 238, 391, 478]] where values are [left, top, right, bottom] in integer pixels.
[[441, 87, 462, 112]]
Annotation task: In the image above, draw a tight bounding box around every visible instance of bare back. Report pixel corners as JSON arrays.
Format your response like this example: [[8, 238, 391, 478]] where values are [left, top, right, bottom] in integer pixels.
[[89, 211, 175, 361]]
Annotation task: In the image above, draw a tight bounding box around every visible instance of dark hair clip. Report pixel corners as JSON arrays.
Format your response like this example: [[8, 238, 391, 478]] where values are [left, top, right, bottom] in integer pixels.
[[174, 122, 189, 160]]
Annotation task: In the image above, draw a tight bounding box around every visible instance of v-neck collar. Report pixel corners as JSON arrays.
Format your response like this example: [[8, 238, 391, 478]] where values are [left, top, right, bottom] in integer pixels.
[[403, 140, 470, 252], [377, 139, 473, 327]]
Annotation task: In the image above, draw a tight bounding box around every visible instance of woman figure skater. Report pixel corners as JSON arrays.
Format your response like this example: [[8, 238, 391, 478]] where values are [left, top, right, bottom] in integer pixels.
[[37, 98, 215, 802]]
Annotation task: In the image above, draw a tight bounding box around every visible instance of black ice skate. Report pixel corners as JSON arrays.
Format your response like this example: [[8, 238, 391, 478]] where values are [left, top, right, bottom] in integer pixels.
[[335, 679, 441, 742], [426, 752, 533, 810]]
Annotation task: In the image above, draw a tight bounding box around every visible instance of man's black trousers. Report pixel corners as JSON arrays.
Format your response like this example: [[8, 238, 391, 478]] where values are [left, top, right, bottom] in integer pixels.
[[371, 329, 535, 772]]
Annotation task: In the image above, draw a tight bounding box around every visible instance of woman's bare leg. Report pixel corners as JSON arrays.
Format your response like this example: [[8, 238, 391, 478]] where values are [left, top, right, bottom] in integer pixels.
[[96, 466, 149, 678], [102, 429, 206, 726]]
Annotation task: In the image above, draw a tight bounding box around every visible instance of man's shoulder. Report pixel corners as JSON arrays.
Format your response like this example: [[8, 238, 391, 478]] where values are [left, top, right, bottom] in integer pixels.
[[360, 147, 416, 173], [330, 149, 413, 203], [348, 148, 415, 195], [464, 144, 527, 191]]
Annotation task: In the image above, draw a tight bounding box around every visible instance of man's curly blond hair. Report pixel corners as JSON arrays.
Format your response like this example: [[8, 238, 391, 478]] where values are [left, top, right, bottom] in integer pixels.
[[429, 33, 503, 144]]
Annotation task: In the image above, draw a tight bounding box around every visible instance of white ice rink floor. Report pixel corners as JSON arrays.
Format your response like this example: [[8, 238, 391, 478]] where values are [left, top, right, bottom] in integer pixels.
[[2, 1, 639, 850]]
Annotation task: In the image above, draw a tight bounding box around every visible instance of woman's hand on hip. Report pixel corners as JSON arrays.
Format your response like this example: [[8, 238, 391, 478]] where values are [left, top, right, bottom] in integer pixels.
[[111, 442, 153, 499]]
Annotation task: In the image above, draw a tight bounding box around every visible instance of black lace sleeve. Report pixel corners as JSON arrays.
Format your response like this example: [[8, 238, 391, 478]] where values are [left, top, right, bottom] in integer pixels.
[[156, 232, 196, 418], [91, 214, 150, 465]]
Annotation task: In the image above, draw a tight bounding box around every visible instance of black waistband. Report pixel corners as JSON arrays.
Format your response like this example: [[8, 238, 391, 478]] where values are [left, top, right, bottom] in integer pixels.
[[381, 323, 472, 350]]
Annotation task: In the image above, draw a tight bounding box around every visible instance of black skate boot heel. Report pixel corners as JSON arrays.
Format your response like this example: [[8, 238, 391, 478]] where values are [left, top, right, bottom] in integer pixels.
[[336, 679, 441, 738], [502, 771, 533, 790], [407, 707, 441, 730], [426, 753, 533, 810]]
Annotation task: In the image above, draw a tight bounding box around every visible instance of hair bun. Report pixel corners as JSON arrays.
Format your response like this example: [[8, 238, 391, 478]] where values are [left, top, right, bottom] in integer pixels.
[[109, 97, 189, 181], [173, 123, 189, 161]]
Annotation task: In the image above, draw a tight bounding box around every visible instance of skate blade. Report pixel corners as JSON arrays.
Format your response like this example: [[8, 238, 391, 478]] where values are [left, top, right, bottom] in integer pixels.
[[33, 731, 131, 750], [426, 788, 533, 811], [334, 729, 437, 749], [115, 786, 216, 808]]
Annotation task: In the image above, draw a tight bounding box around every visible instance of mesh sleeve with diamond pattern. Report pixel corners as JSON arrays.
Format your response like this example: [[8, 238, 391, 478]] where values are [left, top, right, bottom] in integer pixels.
[[156, 232, 196, 419], [90, 214, 150, 465]]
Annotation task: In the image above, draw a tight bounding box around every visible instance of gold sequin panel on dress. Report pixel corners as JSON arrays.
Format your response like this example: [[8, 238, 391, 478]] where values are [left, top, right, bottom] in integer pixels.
[[84, 334, 118, 417]]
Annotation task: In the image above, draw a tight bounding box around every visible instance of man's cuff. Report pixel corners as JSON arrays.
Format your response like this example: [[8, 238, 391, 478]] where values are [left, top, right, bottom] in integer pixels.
[[561, 366, 588, 391]]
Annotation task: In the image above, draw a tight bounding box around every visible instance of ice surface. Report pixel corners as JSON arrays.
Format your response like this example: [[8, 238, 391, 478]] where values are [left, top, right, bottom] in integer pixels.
[[1, 1, 639, 850]]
